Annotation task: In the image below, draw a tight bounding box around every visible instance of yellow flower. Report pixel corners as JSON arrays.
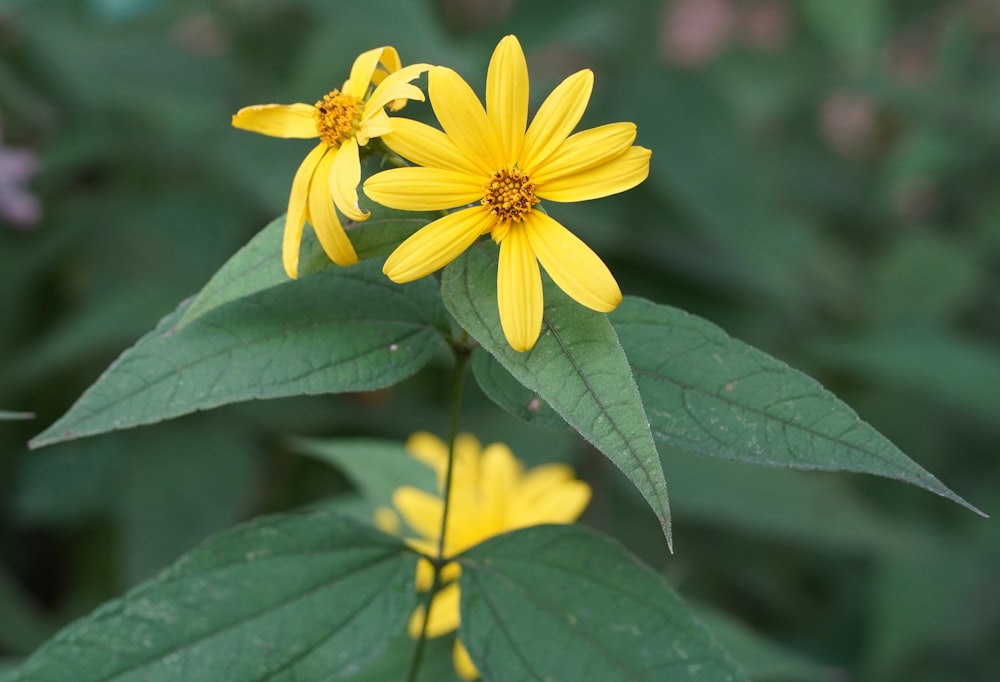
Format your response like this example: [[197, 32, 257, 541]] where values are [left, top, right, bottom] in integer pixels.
[[376, 431, 591, 680], [232, 47, 429, 278], [364, 35, 651, 351]]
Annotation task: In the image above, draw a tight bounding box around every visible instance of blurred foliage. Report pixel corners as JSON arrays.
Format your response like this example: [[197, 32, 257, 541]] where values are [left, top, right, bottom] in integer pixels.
[[0, 0, 998, 679]]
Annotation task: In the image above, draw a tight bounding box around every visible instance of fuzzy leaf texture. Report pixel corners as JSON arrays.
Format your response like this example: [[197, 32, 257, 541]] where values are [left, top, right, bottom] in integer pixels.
[[458, 525, 747, 681], [2, 510, 420, 682], [440, 244, 673, 545], [611, 297, 980, 515]]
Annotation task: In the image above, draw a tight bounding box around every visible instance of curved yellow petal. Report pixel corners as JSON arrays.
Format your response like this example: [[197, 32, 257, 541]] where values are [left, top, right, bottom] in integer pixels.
[[415, 557, 435, 592], [356, 109, 392, 145], [363, 63, 430, 116], [529, 122, 637, 184], [519, 70, 593, 170], [536, 145, 651, 203], [383, 207, 494, 283], [343, 46, 389, 99], [308, 149, 359, 266], [408, 582, 461, 638], [511, 479, 592, 528], [381, 118, 483, 176], [232, 103, 317, 138], [283, 142, 328, 278], [365, 167, 485, 211], [428, 66, 501, 175], [480, 443, 522, 530], [393, 487, 443, 541], [497, 224, 544, 352], [486, 35, 528, 163], [327, 136, 367, 222], [371, 46, 402, 86], [453, 639, 480, 681], [517, 463, 576, 504], [524, 211, 621, 312], [406, 431, 450, 487]]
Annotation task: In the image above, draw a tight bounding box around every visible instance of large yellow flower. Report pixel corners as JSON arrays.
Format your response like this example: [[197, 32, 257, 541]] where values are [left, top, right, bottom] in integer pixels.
[[376, 431, 591, 680], [364, 35, 651, 351], [232, 47, 429, 278]]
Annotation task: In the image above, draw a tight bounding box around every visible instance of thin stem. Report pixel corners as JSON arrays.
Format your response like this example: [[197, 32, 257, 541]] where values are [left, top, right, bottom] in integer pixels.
[[405, 332, 471, 682]]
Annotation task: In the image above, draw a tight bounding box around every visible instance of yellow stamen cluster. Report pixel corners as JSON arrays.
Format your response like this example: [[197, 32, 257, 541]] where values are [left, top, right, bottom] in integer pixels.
[[482, 168, 538, 222], [314, 90, 363, 148]]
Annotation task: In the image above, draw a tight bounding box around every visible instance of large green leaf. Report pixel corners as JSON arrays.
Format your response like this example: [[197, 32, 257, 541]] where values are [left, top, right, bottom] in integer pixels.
[[458, 525, 746, 681], [4, 510, 419, 682], [177, 208, 434, 328], [612, 296, 980, 514], [441, 244, 672, 545], [31, 261, 450, 448]]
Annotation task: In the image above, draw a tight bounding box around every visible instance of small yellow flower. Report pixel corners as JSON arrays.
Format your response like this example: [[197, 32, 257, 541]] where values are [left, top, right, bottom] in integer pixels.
[[376, 431, 591, 680], [364, 35, 651, 351], [232, 47, 429, 278]]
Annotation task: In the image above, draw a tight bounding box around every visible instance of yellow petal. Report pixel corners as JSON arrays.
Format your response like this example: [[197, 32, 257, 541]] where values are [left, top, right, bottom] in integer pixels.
[[497, 224, 544, 352], [364, 167, 485, 211], [408, 582, 461, 638], [343, 46, 390, 99], [231, 103, 318, 138], [406, 431, 449, 487], [428, 66, 501, 174], [357, 109, 392, 145], [524, 211, 621, 312], [363, 63, 430, 116], [283, 143, 328, 278], [535, 145, 651, 203], [381, 118, 484, 176], [415, 557, 435, 591], [480, 443, 522, 531], [383, 207, 494, 283], [519, 70, 593, 170], [327, 136, 367, 222], [529, 122, 637, 184], [373, 507, 400, 535], [370, 46, 402, 86], [453, 639, 480, 681], [393, 487, 443, 541], [511, 479, 592, 528], [486, 35, 528, 163], [308, 149, 359, 266], [517, 463, 575, 504]]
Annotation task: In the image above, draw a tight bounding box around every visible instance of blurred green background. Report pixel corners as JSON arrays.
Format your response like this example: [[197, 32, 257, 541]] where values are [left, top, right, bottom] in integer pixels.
[[1, 0, 998, 680]]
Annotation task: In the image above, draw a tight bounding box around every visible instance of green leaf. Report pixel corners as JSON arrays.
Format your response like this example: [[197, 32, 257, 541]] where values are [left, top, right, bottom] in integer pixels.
[[441, 244, 672, 545], [31, 260, 450, 448], [6, 510, 419, 682], [177, 208, 434, 329], [611, 296, 981, 515], [458, 525, 747, 681], [469, 348, 569, 431]]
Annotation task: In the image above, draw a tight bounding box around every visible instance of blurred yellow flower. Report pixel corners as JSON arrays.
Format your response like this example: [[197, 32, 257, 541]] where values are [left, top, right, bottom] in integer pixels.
[[376, 431, 591, 680], [364, 35, 650, 351], [232, 47, 429, 278]]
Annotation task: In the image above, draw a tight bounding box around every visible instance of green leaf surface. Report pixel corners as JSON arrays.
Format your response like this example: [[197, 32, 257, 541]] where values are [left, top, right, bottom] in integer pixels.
[[469, 348, 569, 431], [31, 261, 449, 448], [177, 207, 434, 329], [5, 510, 419, 682], [611, 297, 980, 515], [458, 525, 746, 681], [441, 244, 671, 545]]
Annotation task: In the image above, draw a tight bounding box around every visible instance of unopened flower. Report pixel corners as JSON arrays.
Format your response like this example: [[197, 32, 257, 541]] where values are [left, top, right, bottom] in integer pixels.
[[376, 431, 591, 680], [364, 35, 650, 351], [232, 47, 429, 277]]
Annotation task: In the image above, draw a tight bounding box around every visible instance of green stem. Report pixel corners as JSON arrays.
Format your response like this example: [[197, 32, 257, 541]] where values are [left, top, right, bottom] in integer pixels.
[[405, 332, 471, 682]]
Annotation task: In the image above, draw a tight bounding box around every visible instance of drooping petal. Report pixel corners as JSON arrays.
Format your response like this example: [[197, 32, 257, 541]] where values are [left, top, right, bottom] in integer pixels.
[[283, 142, 327, 278], [380, 118, 483, 176], [497, 224, 544, 352], [370, 46, 401, 86], [364, 167, 486, 212], [356, 109, 392, 145], [529, 122, 637, 185], [343, 46, 390, 99], [231, 103, 318, 138], [382, 206, 494, 283], [486, 35, 529, 163], [393, 487, 444, 541], [535, 145, 651, 203], [428, 66, 502, 174], [453, 639, 480, 681], [524, 211, 621, 312], [519, 70, 593, 171], [327, 136, 367, 221], [407, 582, 461, 638], [308, 149, 359, 265], [363, 63, 430, 117]]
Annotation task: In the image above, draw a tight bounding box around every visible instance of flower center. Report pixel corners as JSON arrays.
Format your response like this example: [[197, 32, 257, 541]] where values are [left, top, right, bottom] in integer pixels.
[[482, 167, 538, 222], [314, 90, 363, 148]]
